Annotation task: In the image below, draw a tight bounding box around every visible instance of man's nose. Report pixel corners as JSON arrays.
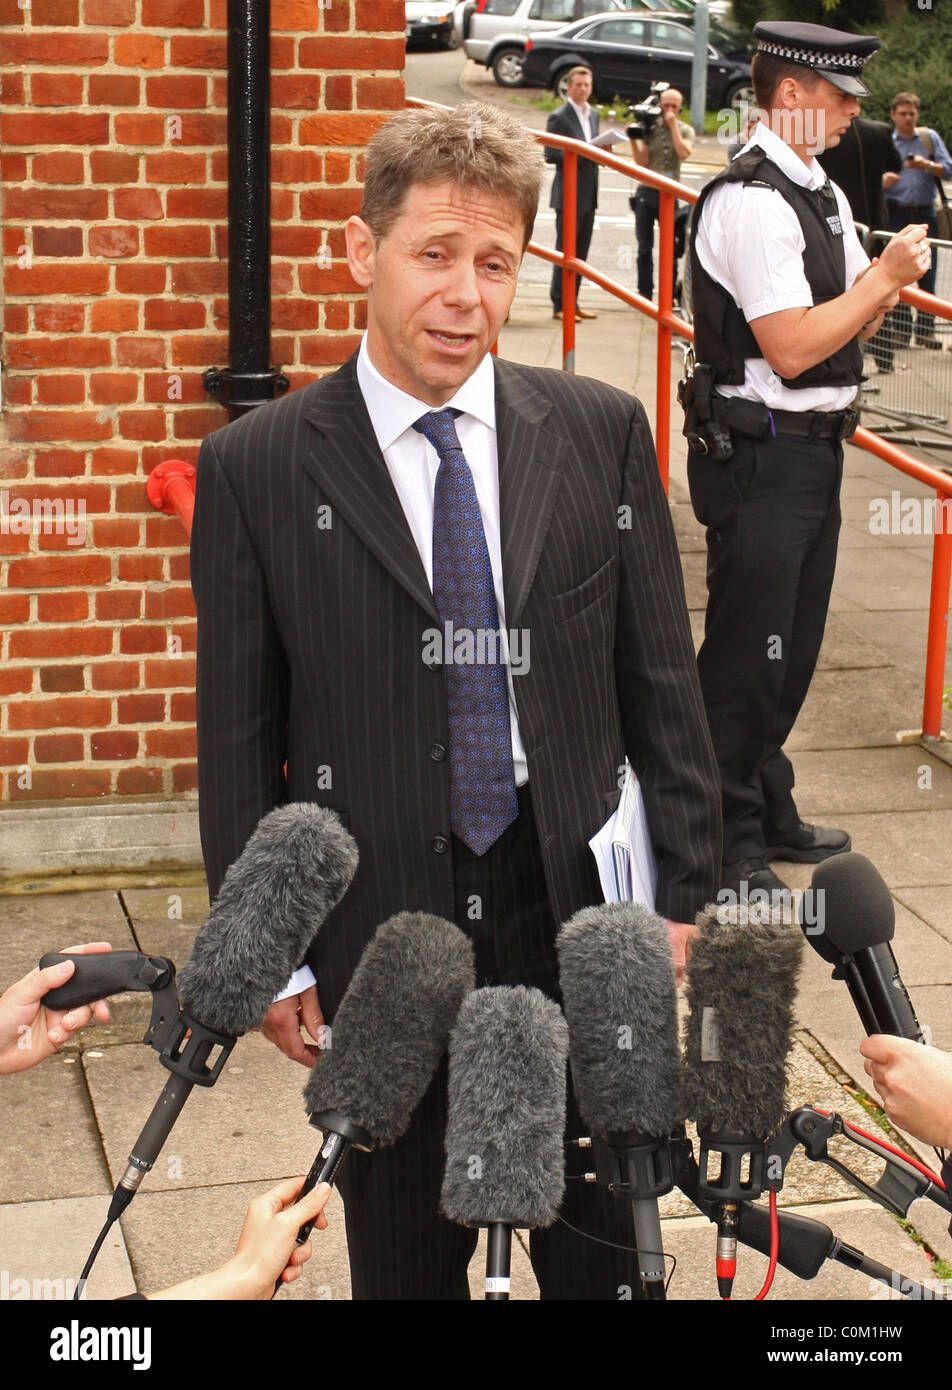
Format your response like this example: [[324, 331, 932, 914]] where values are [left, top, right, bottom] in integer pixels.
[[443, 259, 481, 307]]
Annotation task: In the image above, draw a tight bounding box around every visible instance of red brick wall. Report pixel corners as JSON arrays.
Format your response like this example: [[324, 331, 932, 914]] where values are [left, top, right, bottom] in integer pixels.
[[0, 0, 404, 805]]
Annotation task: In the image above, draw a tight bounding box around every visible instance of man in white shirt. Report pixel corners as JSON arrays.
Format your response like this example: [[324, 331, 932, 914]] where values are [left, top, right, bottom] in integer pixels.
[[545, 65, 600, 320], [686, 21, 928, 900], [192, 100, 721, 1298]]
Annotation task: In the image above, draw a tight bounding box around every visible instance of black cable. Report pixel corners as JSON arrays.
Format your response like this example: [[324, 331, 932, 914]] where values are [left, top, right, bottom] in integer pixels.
[[555, 1212, 678, 1290], [73, 1214, 117, 1301]]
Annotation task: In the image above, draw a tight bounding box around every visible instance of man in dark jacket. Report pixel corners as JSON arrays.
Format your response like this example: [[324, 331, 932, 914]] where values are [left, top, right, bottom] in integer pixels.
[[546, 65, 599, 320]]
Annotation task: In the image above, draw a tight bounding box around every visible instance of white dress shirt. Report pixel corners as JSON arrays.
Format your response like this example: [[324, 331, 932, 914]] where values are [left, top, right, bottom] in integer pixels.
[[568, 98, 594, 140], [275, 338, 529, 1004], [695, 122, 869, 412]]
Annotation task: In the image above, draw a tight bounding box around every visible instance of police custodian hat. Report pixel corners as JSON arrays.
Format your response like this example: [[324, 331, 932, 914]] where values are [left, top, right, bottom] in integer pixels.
[[753, 21, 880, 98]]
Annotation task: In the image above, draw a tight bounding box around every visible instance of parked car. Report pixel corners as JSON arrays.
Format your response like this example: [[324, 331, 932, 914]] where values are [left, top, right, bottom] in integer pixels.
[[460, 0, 740, 85], [522, 11, 753, 108], [406, 0, 457, 46], [464, 0, 628, 88]]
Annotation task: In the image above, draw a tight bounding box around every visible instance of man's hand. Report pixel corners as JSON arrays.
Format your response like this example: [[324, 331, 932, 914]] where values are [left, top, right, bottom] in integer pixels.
[[860, 1034, 952, 1149], [0, 943, 112, 1075], [665, 920, 698, 985], [882, 170, 900, 189], [260, 985, 325, 1068], [149, 1176, 332, 1300], [874, 222, 932, 292]]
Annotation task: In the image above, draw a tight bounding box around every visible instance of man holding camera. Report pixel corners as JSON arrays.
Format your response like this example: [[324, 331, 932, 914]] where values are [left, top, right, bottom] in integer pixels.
[[685, 22, 929, 900], [885, 90, 952, 348], [629, 86, 693, 305]]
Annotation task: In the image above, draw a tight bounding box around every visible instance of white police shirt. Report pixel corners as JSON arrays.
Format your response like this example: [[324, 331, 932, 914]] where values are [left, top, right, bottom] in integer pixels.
[[695, 122, 870, 412]]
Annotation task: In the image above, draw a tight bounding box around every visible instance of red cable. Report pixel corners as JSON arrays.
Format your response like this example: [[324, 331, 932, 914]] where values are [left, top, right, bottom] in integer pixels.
[[812, 1107, 947, 1189], [753, 1188, 779, 1300]]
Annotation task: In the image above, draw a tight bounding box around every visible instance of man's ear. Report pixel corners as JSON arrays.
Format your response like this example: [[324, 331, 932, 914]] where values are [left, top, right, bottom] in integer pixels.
[[345, 215, 377, 289]]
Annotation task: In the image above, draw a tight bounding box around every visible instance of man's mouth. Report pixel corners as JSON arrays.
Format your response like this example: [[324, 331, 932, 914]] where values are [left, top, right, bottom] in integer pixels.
[[428, 330, 475, 347]]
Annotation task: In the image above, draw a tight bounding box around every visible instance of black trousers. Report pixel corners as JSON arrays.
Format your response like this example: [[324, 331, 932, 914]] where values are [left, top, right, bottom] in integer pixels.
[[334, 784, 644, 1299], [550, 205, 596, 311], [687, 431, 843, 864]]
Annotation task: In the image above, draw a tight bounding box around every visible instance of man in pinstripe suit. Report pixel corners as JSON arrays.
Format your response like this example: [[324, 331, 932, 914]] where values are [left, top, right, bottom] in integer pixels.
[[192, 102, 721, 1299]]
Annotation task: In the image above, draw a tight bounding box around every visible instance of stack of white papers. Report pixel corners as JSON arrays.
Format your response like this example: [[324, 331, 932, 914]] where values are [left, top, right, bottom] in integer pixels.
[[588, 762, 658, 910]]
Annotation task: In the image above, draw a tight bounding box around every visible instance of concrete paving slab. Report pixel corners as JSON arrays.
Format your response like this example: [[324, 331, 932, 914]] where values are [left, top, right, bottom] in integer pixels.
[[82, 1033, 322, 1192], [814, 616, 890, 672], [1, 1052, 111, 1203], [0, 1194, 136, 1302], [115, 1178, 352, 1302], [0, 891, 135, 985], [788, 668, 942, 751], [838, 610, 950, 683], [807, 810, 952, 887], [790, 746, 952, 814], [679, 550, 708, 614], [120, 886, 208, 966], [670, 501, 706, 553], [833, 547, 934, 612], [893, 886, 952, 945], [662, 1200, 937, 1301]]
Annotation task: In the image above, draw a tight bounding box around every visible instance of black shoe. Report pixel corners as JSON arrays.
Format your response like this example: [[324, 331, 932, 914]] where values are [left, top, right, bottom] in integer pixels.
[[721, 856, 790, 897], [763, 821, 850, 864]]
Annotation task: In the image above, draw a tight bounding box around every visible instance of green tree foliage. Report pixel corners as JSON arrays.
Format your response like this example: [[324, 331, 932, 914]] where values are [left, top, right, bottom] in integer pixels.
[[726, 1, 949, 138]]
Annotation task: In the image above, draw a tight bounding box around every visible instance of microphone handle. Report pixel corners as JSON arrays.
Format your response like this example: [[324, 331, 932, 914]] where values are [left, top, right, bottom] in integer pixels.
[[842, 959, 880, 1035], [851, 943, 924, 1042], [273, 1131, 351, 1297], [110, 1072, 195, 1217], [486, 1223, 512, 1300], [632, 1199, 666, 1299]]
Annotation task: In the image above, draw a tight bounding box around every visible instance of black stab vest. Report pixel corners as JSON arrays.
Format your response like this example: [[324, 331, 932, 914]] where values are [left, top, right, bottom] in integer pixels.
[[689, 148, 864, 390]]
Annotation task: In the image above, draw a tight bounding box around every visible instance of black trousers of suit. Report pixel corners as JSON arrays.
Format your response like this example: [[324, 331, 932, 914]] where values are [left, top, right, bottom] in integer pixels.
[[550, 206, 596, 311], [333, 784, 645, 1300], [687, 432, 843, 864]]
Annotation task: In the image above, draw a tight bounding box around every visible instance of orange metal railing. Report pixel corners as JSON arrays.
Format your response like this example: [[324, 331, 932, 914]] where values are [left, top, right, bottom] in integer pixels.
[[151, 101, 952, 738]]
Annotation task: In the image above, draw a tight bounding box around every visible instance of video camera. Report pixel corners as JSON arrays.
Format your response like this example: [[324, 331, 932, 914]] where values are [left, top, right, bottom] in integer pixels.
[[625, 81, 670, 141]]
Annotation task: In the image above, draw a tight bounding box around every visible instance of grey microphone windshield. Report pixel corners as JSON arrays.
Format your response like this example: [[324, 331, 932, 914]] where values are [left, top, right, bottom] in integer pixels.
[[682, 900, 802, 1138], [177, 803, 358, 1034], [556, 902, 680, 1137], [304, 912, 476, 1148], [441, 985, 568, 1229]]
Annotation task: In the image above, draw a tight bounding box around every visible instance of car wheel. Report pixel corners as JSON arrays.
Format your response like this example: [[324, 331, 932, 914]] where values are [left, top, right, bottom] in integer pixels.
[[554, 68, 574, 101], [724, 81, 755, 112], [492, 46, 525, 87]]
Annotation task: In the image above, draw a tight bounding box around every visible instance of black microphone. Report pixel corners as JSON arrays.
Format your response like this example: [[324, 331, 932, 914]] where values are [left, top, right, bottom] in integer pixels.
[[295, 912, 476, 1277], [556, 902, 680, 1300], [109, 803, 358, 1217], [682, 899, 802, 1296], [441, 985, 567, 1300], [801, 853, 924, 1042]]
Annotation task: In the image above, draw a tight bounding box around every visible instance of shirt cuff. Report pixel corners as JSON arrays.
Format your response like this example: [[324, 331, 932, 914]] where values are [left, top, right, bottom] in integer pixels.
[[273, 964, 317, 1003]]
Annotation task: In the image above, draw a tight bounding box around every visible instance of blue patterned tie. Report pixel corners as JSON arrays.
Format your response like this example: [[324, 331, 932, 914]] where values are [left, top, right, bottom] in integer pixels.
[[413, 408, 518, 855]]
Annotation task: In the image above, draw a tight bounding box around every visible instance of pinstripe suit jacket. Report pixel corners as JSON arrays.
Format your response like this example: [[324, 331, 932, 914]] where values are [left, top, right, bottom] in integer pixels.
[[191, 352, 721, 1020]]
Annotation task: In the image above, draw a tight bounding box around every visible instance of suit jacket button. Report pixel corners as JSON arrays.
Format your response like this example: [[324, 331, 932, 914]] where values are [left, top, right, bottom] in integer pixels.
[[432, 835, 449, 854], [429, 742, 447, 761]]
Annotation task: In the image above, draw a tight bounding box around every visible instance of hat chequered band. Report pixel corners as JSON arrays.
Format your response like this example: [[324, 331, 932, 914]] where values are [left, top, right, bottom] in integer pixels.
[[756, 39, 866, 71]]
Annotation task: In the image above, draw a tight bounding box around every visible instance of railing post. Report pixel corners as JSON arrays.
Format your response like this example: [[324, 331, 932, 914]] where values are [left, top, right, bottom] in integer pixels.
[[656, 187, 674, 493], [923, 515, 952, 738], [562, 147, 577, 373]]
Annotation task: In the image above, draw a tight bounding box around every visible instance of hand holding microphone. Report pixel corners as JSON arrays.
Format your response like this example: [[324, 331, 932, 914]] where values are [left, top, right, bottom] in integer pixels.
[[860, 1036, 952, 1150], [0, 942, 113, 1074]]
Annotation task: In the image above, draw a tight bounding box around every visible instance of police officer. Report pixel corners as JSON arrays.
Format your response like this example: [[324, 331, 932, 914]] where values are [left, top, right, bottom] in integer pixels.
[[686, 22, 930, 898]]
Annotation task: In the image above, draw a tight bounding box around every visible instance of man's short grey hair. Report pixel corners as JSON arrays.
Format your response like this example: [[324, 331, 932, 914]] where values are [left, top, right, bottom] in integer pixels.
[[360, 102, 542, 250]]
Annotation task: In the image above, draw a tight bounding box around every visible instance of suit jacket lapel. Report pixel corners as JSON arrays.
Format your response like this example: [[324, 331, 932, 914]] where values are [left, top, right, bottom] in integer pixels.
[[300, 353, 566, 631], [493, 359, 565, 629], [300, 356, 439, 622]]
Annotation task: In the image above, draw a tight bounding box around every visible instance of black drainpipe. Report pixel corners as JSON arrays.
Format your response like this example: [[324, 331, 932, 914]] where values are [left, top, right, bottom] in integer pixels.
[[204, 0, 289, 420]]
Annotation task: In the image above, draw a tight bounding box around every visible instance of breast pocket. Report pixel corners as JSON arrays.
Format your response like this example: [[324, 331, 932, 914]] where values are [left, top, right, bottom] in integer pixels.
[[551, 556, 616, 623]]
